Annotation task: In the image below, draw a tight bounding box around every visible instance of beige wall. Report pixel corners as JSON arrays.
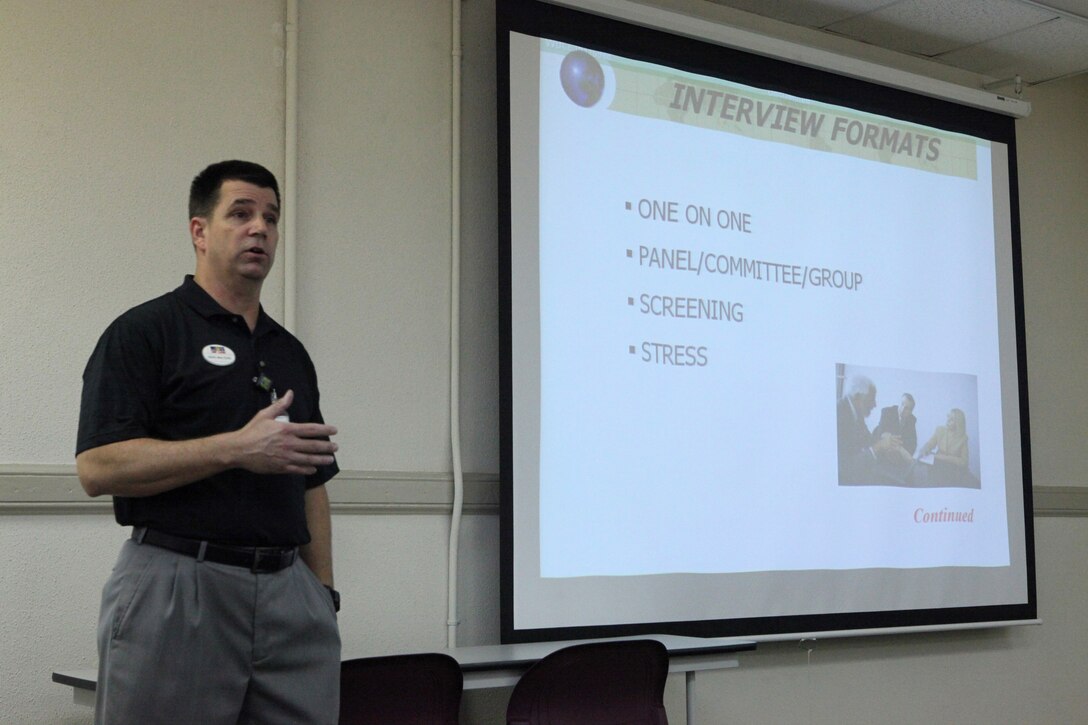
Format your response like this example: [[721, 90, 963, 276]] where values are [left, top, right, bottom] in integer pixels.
[[1, 1, 1086, 723], [1016, 73, 1088, 487]]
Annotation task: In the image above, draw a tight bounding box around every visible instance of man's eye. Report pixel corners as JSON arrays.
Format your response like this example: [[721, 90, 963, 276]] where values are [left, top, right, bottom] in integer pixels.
[[265, 216, 279, 225]]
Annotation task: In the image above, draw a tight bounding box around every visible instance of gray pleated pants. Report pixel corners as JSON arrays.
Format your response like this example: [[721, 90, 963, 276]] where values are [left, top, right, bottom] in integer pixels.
[[94, 538, 341, 725]]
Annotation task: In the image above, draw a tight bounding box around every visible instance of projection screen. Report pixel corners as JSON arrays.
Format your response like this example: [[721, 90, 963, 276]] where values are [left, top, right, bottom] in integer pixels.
[[498, 0, 1036, 643]]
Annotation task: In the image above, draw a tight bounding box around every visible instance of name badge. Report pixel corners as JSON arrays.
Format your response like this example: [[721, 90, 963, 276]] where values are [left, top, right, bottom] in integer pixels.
[[202, 344, 236, 367]]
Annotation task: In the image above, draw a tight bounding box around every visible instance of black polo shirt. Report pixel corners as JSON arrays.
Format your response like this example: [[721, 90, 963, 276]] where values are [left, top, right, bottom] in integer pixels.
[[77, 276, 338, 546]]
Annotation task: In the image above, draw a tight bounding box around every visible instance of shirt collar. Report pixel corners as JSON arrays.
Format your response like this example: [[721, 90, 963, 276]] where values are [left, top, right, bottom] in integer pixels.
[[175, 275, 279, 337]]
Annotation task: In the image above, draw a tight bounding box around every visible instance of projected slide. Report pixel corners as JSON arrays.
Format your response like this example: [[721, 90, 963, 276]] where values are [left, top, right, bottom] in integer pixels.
[[521, 35, 1008, 578], [503, 8, 1032, 640]]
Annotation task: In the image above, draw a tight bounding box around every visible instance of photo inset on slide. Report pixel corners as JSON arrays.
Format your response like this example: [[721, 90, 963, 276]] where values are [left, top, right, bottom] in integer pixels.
[[836, 363, 981, 489]]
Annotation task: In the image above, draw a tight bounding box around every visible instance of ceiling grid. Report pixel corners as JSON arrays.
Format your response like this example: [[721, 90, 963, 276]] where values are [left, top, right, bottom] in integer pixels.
[[706, 0, 1088, 84]]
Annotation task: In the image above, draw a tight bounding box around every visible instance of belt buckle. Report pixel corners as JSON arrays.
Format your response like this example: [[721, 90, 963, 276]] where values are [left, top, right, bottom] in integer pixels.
[[251, 548, 277, 573]]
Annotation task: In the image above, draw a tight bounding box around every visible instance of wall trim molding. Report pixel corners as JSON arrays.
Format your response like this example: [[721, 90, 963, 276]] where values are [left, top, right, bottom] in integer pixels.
[[1, 465, 1084, 517], [0, 465, 499, 515], [1032, 485, 1088, 517]]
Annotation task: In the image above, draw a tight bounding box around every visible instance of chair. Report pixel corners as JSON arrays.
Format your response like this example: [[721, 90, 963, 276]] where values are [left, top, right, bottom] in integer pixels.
[[339, 652, 463, 725], [506, 639, 669, 725]]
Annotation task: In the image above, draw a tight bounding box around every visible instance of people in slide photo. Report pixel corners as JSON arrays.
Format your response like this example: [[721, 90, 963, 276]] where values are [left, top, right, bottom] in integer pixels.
[[918, 408, 969, 484], [837, 375, 899, 483], [872, 393, 917, 457]]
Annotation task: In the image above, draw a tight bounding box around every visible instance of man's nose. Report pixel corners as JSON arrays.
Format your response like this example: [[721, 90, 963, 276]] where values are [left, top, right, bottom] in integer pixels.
[[249, 217, 268, 236]]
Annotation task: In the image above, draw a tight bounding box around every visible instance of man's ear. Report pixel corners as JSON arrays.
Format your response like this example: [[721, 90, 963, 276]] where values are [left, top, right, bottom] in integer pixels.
[[190, 217, 207, 253]]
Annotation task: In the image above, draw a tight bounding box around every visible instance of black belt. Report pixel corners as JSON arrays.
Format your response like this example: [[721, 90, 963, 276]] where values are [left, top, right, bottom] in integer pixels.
[[132, 527, 298, 573]]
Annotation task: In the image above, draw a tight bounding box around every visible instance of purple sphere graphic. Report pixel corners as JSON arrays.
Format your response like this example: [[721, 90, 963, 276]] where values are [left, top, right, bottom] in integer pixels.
[[559, 51, 605, 108]]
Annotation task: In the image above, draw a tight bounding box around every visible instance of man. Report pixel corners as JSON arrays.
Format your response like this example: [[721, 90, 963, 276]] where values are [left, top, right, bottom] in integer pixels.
[[873, 393, 918, 457], [836, 374, 896, 484], [76, 160, 341, 725]]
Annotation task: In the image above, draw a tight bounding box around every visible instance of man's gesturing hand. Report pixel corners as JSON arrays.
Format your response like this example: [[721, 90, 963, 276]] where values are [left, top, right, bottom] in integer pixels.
[[235, 390, 339, 475]]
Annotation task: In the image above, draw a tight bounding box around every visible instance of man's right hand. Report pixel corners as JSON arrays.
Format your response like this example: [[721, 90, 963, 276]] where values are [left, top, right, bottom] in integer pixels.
[[234, 390, 339, 476]]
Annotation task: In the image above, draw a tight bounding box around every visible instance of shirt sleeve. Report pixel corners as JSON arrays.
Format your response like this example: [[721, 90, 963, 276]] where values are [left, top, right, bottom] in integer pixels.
[[76, 311, 162, 455], [299, 343, 339, 490]]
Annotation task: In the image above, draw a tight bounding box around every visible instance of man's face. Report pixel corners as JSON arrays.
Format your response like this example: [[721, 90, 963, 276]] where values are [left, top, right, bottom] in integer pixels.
[[899, 396, 914, 418], [192, 180, 280, 282], [863, 389, 876, 417], [856, 388, 876, 419]]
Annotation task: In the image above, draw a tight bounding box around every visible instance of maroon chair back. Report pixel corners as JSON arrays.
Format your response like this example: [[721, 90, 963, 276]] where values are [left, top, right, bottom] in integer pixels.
[[339, 652, 462, 725], [506, 639, 669, 725]]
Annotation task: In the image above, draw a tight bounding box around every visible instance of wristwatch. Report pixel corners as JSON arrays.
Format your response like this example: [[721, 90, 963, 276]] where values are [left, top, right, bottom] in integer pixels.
[[324, 585, 341, 613]]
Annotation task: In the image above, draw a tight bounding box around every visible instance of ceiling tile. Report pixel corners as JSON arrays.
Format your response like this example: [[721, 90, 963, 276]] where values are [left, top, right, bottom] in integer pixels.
[[703, 0, 892, 29], [824, 0, 1058, 57], [1043, 0, 1088, 15], [937, 16, 1088, 83], [701, 0, 1088, 84]]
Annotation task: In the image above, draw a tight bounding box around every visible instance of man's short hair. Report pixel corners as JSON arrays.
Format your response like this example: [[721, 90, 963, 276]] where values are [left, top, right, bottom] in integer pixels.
[[189, 160, 280, 220], [843, 374, 875, 400], [902, 393, 915, 407]]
